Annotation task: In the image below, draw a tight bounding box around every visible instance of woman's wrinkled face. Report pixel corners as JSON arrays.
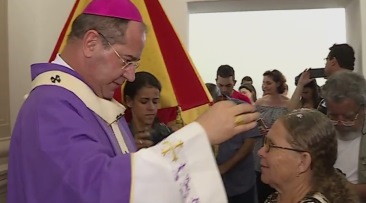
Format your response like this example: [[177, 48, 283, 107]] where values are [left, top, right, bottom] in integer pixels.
[[127, 86, 160, 126], [258, 121, 304, 188]]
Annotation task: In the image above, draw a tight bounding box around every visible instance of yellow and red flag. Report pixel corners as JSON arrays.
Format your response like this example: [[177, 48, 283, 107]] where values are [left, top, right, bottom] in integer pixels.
[[50, 0, 212, 124]]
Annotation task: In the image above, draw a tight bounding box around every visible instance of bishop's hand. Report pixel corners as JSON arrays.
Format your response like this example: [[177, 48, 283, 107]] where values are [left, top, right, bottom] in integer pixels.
[[196, 100, 259, 145]]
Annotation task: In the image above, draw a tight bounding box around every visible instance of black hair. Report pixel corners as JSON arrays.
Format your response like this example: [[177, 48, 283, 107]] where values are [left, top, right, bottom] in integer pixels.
[[216, 64, 235, 80], [327, 44, 355, 71], [241, 76, 253, 84], [123, 71, 161, 101]]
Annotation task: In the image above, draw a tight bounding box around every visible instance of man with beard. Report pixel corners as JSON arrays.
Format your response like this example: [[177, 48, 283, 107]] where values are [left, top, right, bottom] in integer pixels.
[[322, 71, 366, 202]]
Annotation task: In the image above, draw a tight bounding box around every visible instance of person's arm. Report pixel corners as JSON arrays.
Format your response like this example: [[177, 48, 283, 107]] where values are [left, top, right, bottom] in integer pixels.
[[288, 69, 313, 111], [218, 138, 256, 174], [287, 84, 304, 111]]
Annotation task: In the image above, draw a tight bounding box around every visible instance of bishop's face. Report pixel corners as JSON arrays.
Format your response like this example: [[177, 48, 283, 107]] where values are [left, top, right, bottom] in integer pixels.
[[88, 21, 146, 100]]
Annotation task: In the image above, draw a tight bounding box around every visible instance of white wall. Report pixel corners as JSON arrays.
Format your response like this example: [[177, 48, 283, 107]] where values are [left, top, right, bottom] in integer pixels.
[[8, 0, 74, 129], [360, 0, 366, 75], [188, 9, 346, 97], [160, 0, 189, 46], [346, 0, 362, 74]]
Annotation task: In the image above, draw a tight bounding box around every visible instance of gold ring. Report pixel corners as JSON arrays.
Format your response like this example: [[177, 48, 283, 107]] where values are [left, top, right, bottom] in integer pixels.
[[234, 116, 245, 126]]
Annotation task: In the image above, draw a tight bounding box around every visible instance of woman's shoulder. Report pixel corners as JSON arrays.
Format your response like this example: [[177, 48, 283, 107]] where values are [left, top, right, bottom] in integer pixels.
[[300, 192, 329, 203], [264, 192, 329, 203], [256, 95, 270, 105], [256, 95, 289, 106]]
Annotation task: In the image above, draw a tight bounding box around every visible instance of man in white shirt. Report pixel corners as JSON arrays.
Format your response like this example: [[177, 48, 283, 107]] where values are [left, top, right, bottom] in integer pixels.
[[322, 71, 366, 202]]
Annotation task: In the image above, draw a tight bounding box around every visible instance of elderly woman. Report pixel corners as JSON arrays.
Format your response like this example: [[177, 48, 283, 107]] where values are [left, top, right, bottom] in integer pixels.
[[258, 109, 357, 203]]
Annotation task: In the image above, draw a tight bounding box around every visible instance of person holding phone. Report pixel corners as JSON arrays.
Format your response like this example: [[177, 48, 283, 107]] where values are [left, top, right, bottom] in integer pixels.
[[288, 69, 322, 111], [317, 43, 356, 115]]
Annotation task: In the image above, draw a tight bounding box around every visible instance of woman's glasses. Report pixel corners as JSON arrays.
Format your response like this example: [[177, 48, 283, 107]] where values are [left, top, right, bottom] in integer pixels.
[[263, 137, 307, 153]]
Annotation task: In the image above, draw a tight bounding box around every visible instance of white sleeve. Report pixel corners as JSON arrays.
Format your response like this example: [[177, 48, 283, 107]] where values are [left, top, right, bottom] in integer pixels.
[[130, 122, 227, 203]]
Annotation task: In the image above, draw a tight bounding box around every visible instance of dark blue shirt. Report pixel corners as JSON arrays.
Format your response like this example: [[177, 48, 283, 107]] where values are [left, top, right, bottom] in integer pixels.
[[216, 98, 260, 196]]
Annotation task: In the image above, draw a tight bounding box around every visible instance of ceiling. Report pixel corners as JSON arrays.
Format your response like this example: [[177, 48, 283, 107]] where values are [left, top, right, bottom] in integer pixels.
[[188, 0, 353, 13]]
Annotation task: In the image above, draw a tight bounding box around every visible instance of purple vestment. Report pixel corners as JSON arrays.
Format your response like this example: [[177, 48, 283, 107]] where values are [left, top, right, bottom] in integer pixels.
[[7, 63, 137, 203]]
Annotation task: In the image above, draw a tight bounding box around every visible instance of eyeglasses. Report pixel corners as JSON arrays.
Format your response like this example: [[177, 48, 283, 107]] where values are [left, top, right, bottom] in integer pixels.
[[328, 106, 362, 127], [97, 31, 139, 70], [263, 137, 307, 153]]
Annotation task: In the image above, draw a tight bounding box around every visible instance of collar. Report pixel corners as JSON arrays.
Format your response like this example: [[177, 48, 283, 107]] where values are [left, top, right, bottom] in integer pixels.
[[52, 54, 74, 70]]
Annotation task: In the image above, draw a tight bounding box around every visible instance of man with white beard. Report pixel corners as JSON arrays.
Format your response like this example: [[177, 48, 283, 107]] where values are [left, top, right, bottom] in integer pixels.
[[322, 71, 366, 202]]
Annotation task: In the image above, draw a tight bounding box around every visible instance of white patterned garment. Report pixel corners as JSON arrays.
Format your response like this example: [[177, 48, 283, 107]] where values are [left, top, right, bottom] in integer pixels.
[[265, 192, 329, 203]]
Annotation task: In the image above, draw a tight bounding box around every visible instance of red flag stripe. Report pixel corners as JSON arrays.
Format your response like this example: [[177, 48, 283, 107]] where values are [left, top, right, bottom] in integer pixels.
[[49, 0, 81, 62], [113, 86, 122, 103], [144, 0, 210, 111]]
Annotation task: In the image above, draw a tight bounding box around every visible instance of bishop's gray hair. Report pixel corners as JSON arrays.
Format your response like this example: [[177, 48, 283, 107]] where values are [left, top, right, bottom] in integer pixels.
[[322, 71, 366, 105]]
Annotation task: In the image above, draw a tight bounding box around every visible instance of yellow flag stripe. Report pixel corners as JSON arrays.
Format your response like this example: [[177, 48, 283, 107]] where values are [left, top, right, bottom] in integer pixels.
[[130, 0, 178, 108]]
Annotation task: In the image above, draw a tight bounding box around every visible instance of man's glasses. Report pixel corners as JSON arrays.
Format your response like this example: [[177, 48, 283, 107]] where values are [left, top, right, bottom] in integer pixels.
[[263, 137, 307, 153], [328, 106, 362, 127], [97, 31, 139, 70]]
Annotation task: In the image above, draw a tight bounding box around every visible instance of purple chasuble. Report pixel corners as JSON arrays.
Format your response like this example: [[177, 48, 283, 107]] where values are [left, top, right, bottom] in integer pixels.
[[7, 63, 137, 203]]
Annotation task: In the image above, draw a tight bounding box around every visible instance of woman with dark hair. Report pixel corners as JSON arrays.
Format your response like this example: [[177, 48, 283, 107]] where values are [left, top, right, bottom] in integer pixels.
[[288, 69, 322, 111], [282, 84, 289, 98], [254, 69, 289, 203], [239, 83, 257, 103], [123, 71, 172, 150]]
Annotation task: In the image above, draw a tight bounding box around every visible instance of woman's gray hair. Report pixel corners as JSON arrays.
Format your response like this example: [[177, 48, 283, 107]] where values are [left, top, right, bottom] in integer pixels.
[[322, 71, 366, 105]]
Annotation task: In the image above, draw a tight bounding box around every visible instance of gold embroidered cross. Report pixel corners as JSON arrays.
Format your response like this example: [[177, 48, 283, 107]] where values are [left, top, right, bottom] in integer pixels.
[[161, 140, 184, 161]]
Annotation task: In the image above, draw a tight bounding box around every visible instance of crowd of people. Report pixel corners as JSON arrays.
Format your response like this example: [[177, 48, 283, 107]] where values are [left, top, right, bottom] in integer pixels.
[[6, 0, 366, 202]]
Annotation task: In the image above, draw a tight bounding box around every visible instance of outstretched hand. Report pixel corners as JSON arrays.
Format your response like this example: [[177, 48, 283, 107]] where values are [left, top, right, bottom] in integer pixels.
[[196, 101, 259, 145], [298, 69, 314, 86]]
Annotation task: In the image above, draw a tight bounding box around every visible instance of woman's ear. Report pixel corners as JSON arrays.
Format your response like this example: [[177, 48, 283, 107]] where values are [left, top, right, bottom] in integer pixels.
[[125, 95, 133, 108], [298, 152, 312, 174]]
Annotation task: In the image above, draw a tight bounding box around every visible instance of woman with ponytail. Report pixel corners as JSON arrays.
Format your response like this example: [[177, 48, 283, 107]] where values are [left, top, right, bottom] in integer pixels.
[[258, 109, 357, 203]]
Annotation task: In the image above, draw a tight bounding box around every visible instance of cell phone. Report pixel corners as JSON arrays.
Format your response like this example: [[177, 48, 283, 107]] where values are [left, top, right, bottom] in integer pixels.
[[309, 68, 326, 79], [257, 118, 268, 129]]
